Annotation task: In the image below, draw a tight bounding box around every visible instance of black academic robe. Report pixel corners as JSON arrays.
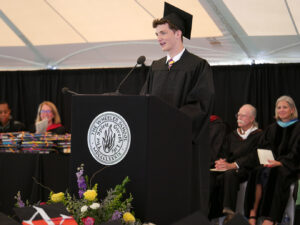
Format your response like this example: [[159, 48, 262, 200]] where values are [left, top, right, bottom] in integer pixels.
[[220, 129, 263, 169], [0, 119, 25, 133], [209, 129, 262, 218], [245, 121, 300, 223], [209, 117, 231, 167], [141, 50, 215, 214]]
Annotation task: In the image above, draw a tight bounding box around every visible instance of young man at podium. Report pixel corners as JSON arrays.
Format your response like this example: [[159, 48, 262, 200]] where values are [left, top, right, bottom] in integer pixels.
[[140, 2, 215, 216]]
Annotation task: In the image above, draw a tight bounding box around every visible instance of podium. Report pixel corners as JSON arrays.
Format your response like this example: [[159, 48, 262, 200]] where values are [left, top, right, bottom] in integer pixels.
[[70, 95, 193, 225]]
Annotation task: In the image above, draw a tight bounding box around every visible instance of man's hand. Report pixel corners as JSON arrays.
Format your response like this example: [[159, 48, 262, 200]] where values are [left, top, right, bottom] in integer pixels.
[[215, 158, 237, 170]]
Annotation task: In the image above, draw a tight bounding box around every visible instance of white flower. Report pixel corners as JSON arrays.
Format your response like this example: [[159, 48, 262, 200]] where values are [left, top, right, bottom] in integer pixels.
[[90, 202, 100, 209], [81, 205, 88, 213]]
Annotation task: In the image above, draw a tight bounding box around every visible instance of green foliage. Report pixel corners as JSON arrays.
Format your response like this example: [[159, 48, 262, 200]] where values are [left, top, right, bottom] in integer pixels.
[[14, 168, 142, 225], [85, 175, 90, 189], [98, 176, 133, 222]]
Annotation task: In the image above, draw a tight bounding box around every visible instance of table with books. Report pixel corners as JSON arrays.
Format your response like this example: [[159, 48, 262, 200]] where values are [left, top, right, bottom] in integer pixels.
[[0, 132, 71, 216]]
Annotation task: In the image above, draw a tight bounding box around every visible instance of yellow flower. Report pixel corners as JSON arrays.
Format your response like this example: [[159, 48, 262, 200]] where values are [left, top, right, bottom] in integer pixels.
[[51, 192, 64, 203], [123, 212, 135, 223], [83, 189, 97, 201]]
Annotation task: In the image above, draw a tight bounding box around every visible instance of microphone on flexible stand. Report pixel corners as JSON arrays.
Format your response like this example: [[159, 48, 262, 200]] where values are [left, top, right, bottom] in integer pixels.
[[61, 87, 80, 95], [115, 55, 146, 94]]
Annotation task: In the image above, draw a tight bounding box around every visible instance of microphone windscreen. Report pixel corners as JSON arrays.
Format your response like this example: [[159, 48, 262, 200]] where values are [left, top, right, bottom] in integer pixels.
[[137, 56, 146, 65], [62, 87, 69, 94]]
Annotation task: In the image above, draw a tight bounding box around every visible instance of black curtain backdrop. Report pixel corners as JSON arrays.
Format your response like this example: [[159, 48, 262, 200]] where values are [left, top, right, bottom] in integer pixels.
[[213, 63, 300, 129], [1, 63, 300, 132]]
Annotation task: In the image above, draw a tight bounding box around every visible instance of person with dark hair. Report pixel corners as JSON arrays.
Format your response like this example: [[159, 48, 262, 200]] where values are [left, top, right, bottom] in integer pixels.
[[0, 101, 25, 133], [31, 101, 65, 134], [140, 2, 214, 214], [245, 96, 300, 225], [209, 104, 262, 222]]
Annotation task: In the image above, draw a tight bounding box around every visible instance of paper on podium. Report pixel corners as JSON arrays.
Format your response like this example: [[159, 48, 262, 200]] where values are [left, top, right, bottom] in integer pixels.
[[257, 149, 274, 164], [35, 119, 48, 134]]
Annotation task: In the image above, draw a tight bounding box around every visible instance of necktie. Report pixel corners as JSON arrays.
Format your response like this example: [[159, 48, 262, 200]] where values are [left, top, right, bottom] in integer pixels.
[[168, 58, 174, 70]]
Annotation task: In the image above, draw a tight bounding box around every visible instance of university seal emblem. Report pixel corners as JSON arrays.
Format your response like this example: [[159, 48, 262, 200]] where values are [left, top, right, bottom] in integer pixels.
[[87, 111, 131, 165]]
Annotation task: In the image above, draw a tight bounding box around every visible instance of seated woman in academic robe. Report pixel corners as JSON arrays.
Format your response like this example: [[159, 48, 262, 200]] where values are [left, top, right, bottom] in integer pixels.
[[31, 101, 66, 135], [245, 95, 300, 225]]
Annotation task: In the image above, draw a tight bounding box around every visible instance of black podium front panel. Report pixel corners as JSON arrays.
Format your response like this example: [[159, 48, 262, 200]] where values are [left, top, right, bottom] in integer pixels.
[[71, 95, 192, 225]]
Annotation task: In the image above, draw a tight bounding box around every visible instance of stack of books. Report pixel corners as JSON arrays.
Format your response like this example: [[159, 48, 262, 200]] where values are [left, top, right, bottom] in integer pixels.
[[0, 132, 71, 154], [0, 132, 23, 153]]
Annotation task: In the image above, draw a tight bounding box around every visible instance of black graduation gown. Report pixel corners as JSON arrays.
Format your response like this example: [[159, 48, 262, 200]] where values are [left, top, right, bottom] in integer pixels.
[[209, 117, 231, 167], [141, 50, 215, 214], [0, 119, 25, 133], [245, 121, 300, 222], [209, 129, 262, 218], [220, 129, 263, 169]]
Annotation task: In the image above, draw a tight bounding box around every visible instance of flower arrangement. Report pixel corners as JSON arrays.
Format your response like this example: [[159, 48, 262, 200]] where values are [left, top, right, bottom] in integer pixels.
[[15, 164, 150, 225]]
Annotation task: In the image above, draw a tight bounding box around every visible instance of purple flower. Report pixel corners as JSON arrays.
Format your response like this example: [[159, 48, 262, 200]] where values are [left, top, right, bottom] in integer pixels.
[[16, 192, 25, 208], [76, 168, 87, 198], [79, 189, 85, 198], [76, 170, 83, 179], [111, 210, 122, 221], [78, 177, 87, 189], [17, 199, 25, 208]]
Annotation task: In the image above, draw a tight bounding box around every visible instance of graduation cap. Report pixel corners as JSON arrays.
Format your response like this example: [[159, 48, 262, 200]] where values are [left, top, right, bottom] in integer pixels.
[[163, 2, 193, 39]]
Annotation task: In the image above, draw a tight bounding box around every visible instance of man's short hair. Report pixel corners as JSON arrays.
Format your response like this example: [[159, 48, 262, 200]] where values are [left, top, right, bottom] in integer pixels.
[[153, 18, 179, 30], [240, 104, 258, 127], [0, 101, 10, 109], [153, 18, 183, 41]]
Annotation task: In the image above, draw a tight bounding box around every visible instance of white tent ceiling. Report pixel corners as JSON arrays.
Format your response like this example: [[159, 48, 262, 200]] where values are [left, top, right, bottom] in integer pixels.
[[0, 0, 300, 70]]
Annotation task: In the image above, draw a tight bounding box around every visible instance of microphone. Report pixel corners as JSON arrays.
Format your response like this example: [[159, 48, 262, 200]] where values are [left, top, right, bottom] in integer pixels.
[[137, 55, 146, 65], [62, 87, 79, 95], [115, 56, 146, 94]]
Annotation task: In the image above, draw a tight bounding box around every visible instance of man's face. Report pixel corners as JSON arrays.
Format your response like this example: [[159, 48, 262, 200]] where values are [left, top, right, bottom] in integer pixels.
[[236, 105, 254, 129], [0, 103, 11, 125], [155, 23, 180, 53]]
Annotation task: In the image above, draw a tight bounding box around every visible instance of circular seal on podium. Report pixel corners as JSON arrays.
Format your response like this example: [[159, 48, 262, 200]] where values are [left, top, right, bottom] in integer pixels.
[[87, 111, 131, 165]]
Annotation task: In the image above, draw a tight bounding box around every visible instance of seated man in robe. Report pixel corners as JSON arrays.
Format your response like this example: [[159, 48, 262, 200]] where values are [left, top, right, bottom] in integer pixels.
[[0, 101, 25, 133], [209, 104, 262, 223]]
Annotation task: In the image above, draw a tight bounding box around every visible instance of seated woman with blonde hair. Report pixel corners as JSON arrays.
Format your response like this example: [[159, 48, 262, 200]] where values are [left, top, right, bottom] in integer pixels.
[[245, 95, 300, 225], [34, 101, 66, 134]]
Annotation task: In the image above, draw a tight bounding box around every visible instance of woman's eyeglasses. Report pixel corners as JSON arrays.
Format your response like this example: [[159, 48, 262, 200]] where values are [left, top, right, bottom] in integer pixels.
[[40, 110, 52, 114]]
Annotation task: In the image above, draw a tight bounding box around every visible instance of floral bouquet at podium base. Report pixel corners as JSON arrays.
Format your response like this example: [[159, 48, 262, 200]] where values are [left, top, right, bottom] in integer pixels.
[[14, 164, 148, 225]]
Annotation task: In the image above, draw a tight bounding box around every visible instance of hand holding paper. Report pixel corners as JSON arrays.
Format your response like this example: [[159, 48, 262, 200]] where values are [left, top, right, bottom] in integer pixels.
[[35, 119, 48, 134], [257, 149, 274, 165], [264, 159, 282, 168], [257, 149, 282, 167]]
